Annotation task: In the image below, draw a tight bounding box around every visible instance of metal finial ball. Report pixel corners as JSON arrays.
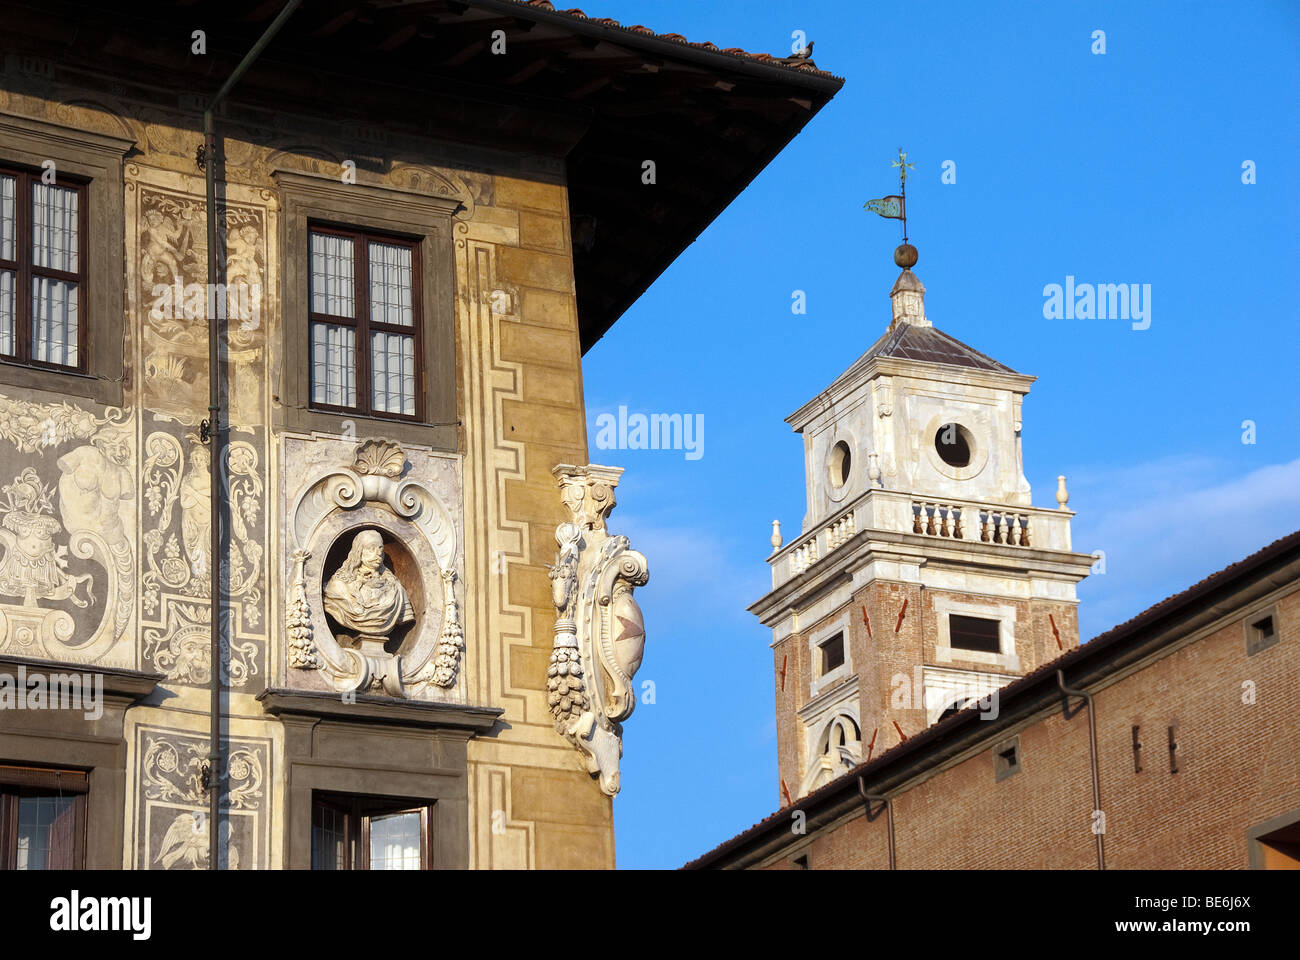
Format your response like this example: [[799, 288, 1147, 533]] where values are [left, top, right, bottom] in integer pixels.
[[894, 243, 918, 268]]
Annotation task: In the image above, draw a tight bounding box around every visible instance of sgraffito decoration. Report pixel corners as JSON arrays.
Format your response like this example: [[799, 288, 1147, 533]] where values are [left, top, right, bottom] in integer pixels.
[[547, 464, 649, 797], [134, 726, 270, 870], [135, 184, 267, 427], [0, 395, 135, 666], [139, 428, 264, 687]]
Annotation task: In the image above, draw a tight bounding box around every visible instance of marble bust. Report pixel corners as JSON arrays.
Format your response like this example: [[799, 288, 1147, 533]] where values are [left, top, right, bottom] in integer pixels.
[[323, 529, 415, 645]]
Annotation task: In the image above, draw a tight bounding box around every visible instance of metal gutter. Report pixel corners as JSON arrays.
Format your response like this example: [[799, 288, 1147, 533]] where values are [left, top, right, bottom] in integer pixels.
[[201, 0, 303, 871]]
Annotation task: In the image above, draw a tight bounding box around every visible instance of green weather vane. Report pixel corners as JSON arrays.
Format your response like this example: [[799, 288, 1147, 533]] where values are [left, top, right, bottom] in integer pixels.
[[865, 147, 915, 243]]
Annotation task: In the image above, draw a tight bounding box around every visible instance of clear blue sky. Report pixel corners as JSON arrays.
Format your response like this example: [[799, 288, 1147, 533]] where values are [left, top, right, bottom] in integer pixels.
[[579, 0, 1300, 869]]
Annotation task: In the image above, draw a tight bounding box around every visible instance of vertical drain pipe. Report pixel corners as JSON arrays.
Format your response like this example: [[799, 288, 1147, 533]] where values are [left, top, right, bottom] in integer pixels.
[[201, 0, 303, 870], [858, 778, 896, 869], [1057, 669, 1105, 870]]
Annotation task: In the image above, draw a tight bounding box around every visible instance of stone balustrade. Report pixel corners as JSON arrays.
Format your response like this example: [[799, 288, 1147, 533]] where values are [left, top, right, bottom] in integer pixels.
[[771, 489, 1074, 587]]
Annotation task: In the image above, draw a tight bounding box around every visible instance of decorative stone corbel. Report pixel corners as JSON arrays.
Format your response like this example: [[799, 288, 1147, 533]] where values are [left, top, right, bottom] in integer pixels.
[[547, 464, 649, 797]]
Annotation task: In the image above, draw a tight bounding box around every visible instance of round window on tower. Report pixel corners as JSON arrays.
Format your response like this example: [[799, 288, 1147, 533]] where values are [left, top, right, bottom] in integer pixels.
[[827, 441, 852, 490], [934, 423, 973, 468]]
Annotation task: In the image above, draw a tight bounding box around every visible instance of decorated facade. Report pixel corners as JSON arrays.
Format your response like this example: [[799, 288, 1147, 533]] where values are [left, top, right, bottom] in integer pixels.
[[0, 0, 841, 869]]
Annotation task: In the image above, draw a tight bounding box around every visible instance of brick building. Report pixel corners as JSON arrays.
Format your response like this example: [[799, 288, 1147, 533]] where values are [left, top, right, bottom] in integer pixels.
[[688, 251, 1300, 871]]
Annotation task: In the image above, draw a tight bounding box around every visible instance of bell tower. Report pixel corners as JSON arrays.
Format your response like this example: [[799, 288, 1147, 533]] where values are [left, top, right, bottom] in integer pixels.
[[753, 240, 1095, 804]]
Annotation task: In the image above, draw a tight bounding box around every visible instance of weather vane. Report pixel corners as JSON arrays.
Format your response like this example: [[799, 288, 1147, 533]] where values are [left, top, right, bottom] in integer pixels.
[[864, 147, 915, 244], [864, 148, 918, 267]]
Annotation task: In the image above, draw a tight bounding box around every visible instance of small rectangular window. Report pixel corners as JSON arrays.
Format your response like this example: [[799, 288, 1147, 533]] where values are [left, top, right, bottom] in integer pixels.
[[0, 166, 87, 372], [994, 737, 1021, 781], [820, 632, 845, 674], [1246, 614, 1277, 656], [309, 225, 421, 420], [950, 615, 1001, 654]]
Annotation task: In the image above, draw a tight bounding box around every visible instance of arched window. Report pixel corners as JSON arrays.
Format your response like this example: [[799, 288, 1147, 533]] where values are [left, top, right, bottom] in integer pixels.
[[800, 713, 862, 797]]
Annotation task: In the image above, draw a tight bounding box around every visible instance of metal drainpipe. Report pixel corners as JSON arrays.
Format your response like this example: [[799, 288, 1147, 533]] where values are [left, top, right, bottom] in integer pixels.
[[1057, 669, 1105, 871], [858, 777, 896, 869], [202, 0, 303, 871]]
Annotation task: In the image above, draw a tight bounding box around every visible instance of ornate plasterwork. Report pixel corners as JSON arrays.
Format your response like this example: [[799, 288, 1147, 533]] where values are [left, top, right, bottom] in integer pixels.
[[287, 439, 465, 699], [547, 464, 650, 797]]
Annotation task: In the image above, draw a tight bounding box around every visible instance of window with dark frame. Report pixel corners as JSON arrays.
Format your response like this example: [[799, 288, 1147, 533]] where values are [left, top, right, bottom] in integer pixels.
[[820, 632, 845, 674], [310, 792, 434, 870], [309, 224, 422, 420], [949, 614, 1001, 654], [994, 738, 1021, 782], [1247, 614, 1277, 656], [0, 166, 87, 372], [0, 765, 88, 870]]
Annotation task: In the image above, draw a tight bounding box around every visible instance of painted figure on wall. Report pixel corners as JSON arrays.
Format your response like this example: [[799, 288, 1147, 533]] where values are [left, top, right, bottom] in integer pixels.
[[323, 529, 414, 644], [178, 442, 211, 583], [57, 426, 135, 636], [0, 468, 92, 607]]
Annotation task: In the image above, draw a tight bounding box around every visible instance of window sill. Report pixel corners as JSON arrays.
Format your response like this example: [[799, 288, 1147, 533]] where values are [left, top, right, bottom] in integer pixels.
[[0, 357, 123, 408], [278, 402, 458, 452]]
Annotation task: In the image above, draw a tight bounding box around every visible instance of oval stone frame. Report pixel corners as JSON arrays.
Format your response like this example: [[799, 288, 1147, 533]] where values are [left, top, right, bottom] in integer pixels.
[[288, 441, 464, 700], [824, 427, 858, 504], [307, 512, 444, 675], [922, 413, 989, 482]]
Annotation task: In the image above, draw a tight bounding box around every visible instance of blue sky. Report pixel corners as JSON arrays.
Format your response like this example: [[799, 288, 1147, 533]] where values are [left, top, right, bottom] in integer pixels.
[[578, 1, 1300, 869]]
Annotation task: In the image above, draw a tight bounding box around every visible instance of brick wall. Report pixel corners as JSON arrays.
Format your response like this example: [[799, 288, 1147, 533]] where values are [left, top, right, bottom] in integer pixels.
[[773, 585, 1298, 868]]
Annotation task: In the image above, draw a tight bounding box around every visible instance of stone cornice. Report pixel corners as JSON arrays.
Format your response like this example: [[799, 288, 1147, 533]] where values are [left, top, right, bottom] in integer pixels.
[[0, 655, 162, 704], [257, 688, 503, 733], [750, 528, 1094, 627], [271, 168, 466, 222], [0, 110, 138, 159]]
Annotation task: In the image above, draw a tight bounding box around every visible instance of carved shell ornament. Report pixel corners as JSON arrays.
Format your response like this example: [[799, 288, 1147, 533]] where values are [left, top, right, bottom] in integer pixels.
[[286, 439, 464, 698], [547, 465, 650, 797], [353, 439, 406, 478]]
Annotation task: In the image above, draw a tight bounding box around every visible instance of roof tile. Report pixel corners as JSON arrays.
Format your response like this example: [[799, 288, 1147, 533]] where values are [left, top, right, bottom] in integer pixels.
[[499, 0, 839, 78]]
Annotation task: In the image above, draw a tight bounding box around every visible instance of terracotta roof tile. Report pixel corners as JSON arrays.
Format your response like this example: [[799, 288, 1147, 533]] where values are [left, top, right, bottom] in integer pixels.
[[498, 0, 839, 79]]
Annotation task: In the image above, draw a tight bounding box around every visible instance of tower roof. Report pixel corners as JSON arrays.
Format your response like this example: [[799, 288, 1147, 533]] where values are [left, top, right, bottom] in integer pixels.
[[827, 321, 1019, 393]]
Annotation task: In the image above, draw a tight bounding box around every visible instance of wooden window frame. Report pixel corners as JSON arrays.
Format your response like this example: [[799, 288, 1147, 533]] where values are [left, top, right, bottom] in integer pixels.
[[0, 765, 89, 870], [311, 791, 434, 870], [949, 614, 1003, 654], [308, 222, 424, 422], [0, 164, 90, 373], [274, 169, 458, 451], [0, 111, 133, 407]]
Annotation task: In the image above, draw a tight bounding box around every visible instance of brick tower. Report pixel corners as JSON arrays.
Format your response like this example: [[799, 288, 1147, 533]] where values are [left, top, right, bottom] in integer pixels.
[[753, 245, 1095, 803]]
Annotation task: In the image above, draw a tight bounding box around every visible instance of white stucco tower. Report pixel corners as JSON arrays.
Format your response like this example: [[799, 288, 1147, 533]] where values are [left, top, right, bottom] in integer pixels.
[[753, 245, 1095, 803]]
